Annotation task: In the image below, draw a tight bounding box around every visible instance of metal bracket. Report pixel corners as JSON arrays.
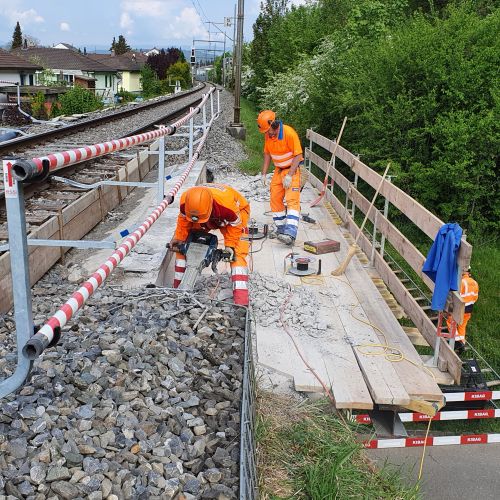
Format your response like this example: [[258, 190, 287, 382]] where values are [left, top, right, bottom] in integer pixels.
[[369, 407, 408, 438]]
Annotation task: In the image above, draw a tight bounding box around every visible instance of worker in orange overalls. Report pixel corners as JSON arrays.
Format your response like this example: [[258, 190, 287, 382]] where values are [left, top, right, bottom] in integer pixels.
[[447, 267, 479, 353], [169, 184, 250, 306], [257, 110, 303, 245]]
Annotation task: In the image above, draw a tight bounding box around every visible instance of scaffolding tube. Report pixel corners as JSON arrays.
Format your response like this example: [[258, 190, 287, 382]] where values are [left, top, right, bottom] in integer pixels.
[[23, 96, 218, 359]]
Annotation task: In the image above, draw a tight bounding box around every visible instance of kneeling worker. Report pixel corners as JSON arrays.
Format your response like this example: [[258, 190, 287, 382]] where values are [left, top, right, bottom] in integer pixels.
[[258, 109, 303, 245], [169, 184, 250, 306]]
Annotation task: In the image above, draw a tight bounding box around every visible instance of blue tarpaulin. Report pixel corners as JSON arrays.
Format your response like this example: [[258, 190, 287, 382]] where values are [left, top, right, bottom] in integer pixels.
[[422, 223, 463, 311]]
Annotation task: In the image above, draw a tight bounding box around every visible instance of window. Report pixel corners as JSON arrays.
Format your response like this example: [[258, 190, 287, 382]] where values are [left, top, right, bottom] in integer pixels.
[[63, 74, 74, 84], [20, 74, 25, 85], [29, 74, 34, 85], [105, 75, 108, 87]]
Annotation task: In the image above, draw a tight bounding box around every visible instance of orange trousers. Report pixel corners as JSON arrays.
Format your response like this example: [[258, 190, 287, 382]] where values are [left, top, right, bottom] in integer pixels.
[[270, 168, 300, 239], [447, 312, 471, 342]]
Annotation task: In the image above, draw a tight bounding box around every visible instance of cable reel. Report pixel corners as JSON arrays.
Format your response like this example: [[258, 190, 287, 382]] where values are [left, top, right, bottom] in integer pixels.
[[284, 253, 322, 276], [246, 219, 268, 240]]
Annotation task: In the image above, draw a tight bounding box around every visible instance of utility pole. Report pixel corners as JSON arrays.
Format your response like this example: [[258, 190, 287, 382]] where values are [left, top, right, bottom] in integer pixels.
[[227, 0, 246, 140]]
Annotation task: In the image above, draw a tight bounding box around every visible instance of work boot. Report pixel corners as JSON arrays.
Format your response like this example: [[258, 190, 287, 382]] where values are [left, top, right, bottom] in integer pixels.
[[454, 341, 465, 355], [268, 226, 284, 239], [277, 233, 295, 246]]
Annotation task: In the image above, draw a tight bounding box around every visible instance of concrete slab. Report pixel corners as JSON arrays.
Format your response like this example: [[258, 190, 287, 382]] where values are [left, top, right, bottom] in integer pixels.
[[369, 445, 500, 500]]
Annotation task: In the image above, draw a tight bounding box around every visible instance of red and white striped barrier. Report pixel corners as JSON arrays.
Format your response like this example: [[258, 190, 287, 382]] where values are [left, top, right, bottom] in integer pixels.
[[355, 408, 500, 424], [364, 434, 500, 449], [23, 91, 216, 359], [444, 390, 500, 402], [12, 89, 211, 182]]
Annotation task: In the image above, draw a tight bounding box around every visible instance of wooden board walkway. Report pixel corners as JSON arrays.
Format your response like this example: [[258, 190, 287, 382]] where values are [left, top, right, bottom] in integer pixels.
[[251, 184, 444, 410]]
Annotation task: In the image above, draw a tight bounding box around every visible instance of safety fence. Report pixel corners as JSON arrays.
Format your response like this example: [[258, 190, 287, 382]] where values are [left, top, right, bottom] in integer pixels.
[[0, 87, 216, 398], [239, 307, 258, 500], [305, 130, 473, 382]]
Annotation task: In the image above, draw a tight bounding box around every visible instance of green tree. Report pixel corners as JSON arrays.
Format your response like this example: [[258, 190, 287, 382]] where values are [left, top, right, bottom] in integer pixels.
[[114, 35, 131, 55], [166, 61, 191, 88], [140, 64, 161, 97], [110, 36, 116, 52], [11, 21, 23, 49]]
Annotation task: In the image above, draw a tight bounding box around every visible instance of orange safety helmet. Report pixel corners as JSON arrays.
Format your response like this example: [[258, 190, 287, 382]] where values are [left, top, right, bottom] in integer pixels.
[[184, 186, 213, 223], [257, 109, 276, 133]]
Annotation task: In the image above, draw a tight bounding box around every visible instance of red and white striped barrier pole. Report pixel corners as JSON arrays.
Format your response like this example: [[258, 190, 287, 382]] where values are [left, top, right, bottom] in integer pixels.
[[12, 89, 213, 182], [23, 95, 217, 360], [355, 408, 500, 424], [364, 433, 500, 449]]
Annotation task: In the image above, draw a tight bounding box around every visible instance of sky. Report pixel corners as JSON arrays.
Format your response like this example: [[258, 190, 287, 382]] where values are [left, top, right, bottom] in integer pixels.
[[0, 0, 306, 53]]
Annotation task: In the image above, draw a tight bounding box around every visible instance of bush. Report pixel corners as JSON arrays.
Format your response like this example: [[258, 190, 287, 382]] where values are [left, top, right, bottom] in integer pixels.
[[57, 86, 103, 115], [116, 88, 135, 103], [256, 2, 500, 240], [30, 91, 47, 119]]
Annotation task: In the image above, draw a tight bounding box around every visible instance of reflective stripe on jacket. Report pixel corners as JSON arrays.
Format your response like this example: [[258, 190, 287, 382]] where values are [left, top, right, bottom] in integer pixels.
[[264, 123, 303, 169]]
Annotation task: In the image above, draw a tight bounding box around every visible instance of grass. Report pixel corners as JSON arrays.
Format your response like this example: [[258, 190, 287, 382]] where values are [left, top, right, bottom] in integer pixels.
[[257, 391, 419, 500], [238, 97, 265, 174]]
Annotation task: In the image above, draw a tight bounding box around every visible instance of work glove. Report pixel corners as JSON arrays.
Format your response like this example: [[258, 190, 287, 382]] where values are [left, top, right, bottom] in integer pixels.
[[282, 174, 293, 190], [168, 238, 183, 252], [261, 174, 268, 187], [223, 246, 236, 262]]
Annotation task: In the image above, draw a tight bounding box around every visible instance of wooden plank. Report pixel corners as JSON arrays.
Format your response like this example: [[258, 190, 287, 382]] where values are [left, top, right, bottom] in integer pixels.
[[302, 196, 411, 406], [308, 172, 462, 383], [310, 207, 441, 403], [250, 195, 374, 409], [306, 130, 472, 270]]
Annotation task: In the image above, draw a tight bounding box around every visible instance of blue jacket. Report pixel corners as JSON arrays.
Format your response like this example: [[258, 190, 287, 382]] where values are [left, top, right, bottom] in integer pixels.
[[422, 223, 463, 311]]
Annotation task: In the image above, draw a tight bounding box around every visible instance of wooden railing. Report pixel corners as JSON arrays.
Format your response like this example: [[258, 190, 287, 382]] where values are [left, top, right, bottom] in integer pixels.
[[306, 129, 472, 383]]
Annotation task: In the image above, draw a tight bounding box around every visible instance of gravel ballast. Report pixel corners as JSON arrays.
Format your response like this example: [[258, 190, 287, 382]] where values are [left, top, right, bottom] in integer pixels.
[[1, 285, 245, 499]]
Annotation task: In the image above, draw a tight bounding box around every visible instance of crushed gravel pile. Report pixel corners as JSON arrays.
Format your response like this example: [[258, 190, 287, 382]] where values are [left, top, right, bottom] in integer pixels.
[[0, 283, 245, 500]]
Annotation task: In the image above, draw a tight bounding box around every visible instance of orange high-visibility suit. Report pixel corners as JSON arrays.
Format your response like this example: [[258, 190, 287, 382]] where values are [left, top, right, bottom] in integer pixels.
[[172, 184, 250, 306], [447, 273, 479, 341], [264, 123, 303, 239]]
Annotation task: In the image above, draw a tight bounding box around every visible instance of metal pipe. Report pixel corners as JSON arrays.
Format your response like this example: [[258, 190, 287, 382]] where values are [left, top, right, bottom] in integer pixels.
[[12, 89, 214, 182], [188, 112, 194, 162], [379, 176, 392, 259], [23, 109, 220, 360], [157, 136, 165, 204], [0, 165, 33, 398]]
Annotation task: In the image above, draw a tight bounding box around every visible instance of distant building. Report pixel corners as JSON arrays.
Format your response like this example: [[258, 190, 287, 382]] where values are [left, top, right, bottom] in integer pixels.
[[143, 47, 160, 57], [53, 42, 78, 51], [0, 48, 42, 85], [88, 52, 147, 93], [12, 46, 118, 99]]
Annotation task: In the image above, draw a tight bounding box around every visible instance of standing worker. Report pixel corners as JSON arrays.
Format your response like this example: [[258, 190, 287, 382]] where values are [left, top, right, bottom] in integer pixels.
[[258, 110, 303, 245], [447, 267, 479, 353], [169, 184, 250, 306]]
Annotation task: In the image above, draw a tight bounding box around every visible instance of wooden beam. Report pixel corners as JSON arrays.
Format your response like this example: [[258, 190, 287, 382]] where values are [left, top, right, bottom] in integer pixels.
[[307, 148, 466, 324], [0, 139, 161, 313], [306, 130, 472, 271]]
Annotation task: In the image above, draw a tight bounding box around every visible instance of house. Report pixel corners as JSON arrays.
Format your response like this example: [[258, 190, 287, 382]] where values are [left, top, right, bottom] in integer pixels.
[[53, 42, 78, 51], [143, 47, 160, 57], [12, 47, 118, 99], [0, 48, 42, 85], [88, 52, 147, 93]]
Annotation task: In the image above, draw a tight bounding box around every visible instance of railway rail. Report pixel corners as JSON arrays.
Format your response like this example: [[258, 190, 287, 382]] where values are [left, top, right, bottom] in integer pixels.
[[0, 84, 209, 250], [0, 83, 206, 157]]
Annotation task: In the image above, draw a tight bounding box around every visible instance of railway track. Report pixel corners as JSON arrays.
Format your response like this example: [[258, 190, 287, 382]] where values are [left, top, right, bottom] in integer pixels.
[[0, 83, 210, 248]]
